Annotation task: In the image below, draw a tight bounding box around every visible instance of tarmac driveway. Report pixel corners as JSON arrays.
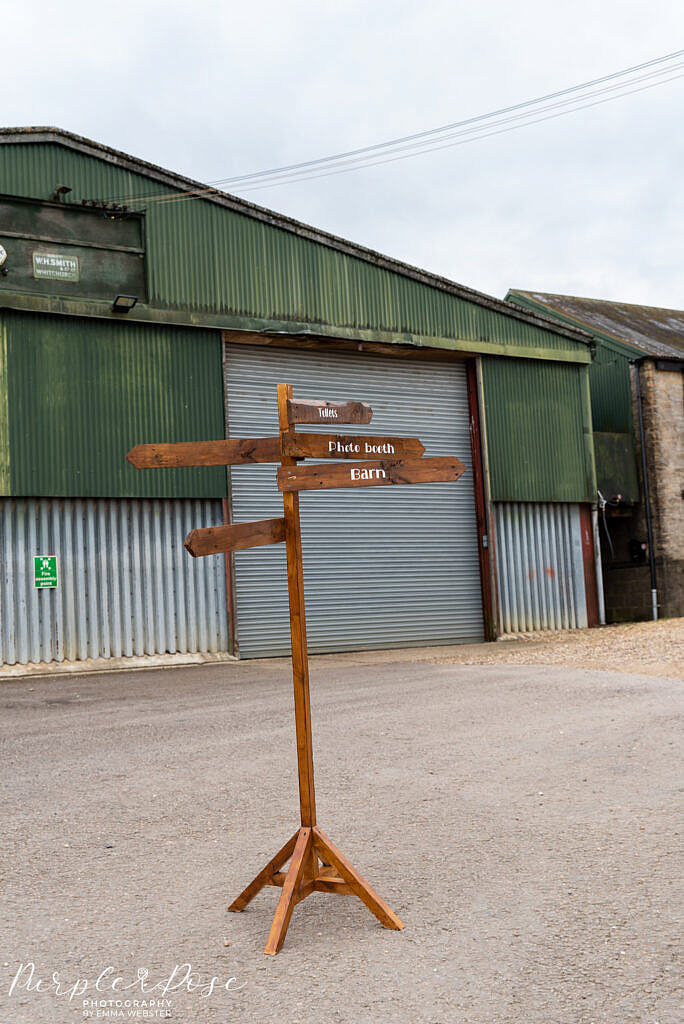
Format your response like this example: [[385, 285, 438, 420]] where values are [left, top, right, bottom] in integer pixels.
[[1, 651, 681, 1023]]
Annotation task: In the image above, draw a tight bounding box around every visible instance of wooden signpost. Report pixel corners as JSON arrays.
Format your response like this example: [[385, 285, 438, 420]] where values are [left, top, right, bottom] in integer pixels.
[[278, 456, 466, 492], [127, 384, 467, 955], [286, 398, 373, 425], [283, 432, 425, 461]]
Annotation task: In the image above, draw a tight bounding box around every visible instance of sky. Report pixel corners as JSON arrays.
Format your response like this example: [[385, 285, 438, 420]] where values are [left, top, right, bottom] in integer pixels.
[[4, 1, 684, 308]]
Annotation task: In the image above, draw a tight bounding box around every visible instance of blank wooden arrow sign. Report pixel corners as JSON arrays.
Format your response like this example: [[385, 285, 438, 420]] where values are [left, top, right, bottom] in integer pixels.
[[285, 433, 425, 461], [287, 399, 373, 425], [127, 437, 282, 468], [277, 456, 466, 492], [185, 518, 287, 557]]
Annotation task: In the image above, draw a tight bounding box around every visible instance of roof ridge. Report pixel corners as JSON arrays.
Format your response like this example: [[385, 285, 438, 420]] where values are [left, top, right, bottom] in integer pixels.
[[516, 289, 684, 318]]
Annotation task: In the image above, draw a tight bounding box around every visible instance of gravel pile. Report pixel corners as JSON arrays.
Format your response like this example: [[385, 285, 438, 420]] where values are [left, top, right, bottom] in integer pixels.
[[434, 617, 684, 679]]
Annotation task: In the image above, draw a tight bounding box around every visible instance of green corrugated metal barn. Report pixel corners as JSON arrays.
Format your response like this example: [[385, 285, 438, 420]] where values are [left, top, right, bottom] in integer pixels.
[[0, 127, 601, 669], [506, 289, 684, 623]]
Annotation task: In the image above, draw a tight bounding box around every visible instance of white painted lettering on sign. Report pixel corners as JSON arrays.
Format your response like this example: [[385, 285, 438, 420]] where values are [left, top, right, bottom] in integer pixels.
[[365, 441, 395, 455], [320, 408, 338, 419], [326, 439, 397, 456], [32, 252, 80, 282], [350, 467, 387, 481], [328, 440, 360, 454]]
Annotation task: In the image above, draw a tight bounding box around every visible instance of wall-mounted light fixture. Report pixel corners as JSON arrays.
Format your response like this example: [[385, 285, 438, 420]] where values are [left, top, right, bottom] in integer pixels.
[[52, 184, 72, 202], [111, 294, 138, 314]]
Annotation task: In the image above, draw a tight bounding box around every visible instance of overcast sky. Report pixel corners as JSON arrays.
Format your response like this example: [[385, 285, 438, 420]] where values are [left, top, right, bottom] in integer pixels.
[[6, 1, 684, 308]]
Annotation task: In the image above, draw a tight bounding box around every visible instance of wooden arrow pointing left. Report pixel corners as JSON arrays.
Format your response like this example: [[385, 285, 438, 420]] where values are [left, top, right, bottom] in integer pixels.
[[185, 518, 286, 557], [127, 437, 282, 468]]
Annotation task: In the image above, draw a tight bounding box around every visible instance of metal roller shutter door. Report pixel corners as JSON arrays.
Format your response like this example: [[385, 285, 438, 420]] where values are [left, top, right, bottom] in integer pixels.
[[225, 344, 484, 657]]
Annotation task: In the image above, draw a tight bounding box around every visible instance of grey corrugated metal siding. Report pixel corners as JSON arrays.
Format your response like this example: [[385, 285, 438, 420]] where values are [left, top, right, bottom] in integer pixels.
[[494, 502, 587, 632], [1, 310, 226, 498], [0, 498, 229, 665], [0, 142, 582, 355], [225, 344, 484, 657]]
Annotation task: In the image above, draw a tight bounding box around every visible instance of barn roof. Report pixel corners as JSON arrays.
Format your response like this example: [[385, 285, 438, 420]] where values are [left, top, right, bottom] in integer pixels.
[[507, 290, 684, 361], [0, 126, 592, 351]]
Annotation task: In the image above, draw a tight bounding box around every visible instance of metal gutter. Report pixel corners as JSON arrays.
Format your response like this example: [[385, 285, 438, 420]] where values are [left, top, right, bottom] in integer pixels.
[[0, 290, 592, 364], [655, 358, 684, 371]]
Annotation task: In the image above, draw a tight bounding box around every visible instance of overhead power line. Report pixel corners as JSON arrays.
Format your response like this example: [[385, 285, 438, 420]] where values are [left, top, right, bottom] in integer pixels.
[[111, 49, 684, 205], [231, 67, 684, 194]]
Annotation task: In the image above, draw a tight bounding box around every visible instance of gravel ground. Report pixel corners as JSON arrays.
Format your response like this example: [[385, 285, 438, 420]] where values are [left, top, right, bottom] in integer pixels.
[[1, 628, 682, 1024], [434, 618, 684, 680]]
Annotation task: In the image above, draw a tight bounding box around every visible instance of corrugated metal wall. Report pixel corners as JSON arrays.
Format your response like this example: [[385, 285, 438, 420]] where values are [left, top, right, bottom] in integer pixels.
[[481, 356, 594, 503], [505, 291, 636, 436], [0, 141, 583, 357], [0, 318, 8, 496], [1, 310, 226, 498], [504, 291, 637, 506], [0, 498, 229, 665], [225, 343, 484, 658], [494, 502, 588, 633], [588, 345, 634, 433]]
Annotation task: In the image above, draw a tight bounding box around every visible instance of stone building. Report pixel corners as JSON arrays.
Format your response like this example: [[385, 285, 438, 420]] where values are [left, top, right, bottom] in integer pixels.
[[506, 291, 683, 622]]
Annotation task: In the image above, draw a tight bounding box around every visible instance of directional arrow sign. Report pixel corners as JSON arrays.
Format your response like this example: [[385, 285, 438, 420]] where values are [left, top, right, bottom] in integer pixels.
[[287, 399, 373, 425], [277, 456, 466, 492], [285, 433, 425, 461], [127, 437, 282, 468], [185, 518, 287, 557]]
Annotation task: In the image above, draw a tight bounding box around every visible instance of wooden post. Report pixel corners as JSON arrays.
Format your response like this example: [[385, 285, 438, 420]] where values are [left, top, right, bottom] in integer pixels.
[[226, 386, 408, 953], [277, 383, 317, 829]]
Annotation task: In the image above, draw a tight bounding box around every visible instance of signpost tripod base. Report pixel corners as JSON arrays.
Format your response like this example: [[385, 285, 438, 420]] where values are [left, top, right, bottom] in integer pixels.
[[228, 825, 404, 955]]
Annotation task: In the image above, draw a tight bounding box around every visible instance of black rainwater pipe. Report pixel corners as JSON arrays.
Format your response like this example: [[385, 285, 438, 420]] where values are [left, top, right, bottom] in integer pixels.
[[631, 359, 658, 620]]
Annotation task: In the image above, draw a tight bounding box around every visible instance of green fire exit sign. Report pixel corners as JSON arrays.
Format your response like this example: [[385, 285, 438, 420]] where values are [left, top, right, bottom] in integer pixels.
[[34, 555, 58, 588]]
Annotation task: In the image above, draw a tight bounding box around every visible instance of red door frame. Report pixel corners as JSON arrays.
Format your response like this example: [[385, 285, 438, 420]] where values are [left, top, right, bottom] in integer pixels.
[[466, 359, 497, 640]]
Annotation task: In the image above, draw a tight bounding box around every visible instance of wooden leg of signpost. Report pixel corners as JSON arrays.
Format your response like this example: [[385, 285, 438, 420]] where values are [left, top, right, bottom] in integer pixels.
[[313, 826, 404, 931], [228, 830, 300, 913], [263, 827, 312, 955]]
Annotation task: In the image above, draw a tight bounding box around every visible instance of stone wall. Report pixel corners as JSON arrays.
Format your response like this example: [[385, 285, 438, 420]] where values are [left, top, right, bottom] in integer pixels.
[[599, 360, 683, 622], [632, 361, 683, 619]]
